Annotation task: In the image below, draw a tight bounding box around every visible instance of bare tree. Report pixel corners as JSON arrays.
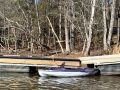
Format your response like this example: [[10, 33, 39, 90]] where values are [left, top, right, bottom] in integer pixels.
[[58, 0, 62, 40], [46, 16, 64, 53], [107, 0, 116, 47], [103, 0, 108, 50], [64, 2, 70, 53], [70, 0, 75, 51], [0, 0, 119, 56], [84, 0, 96, 56], [116, 0, 120, 45]]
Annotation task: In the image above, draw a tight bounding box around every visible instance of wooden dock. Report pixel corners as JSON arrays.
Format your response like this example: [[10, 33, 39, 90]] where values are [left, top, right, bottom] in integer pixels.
[[0, 55, 81, 67], [78, 54, 120, 65], [0, 54, 120, 67], [0, 54, 120, 75]]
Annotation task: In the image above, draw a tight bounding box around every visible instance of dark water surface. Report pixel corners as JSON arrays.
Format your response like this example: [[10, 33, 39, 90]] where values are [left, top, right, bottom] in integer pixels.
[[0, 72, 120, 90]]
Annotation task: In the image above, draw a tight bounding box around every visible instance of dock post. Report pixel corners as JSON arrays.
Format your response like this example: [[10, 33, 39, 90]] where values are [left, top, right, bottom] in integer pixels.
[[29, 66, 38, 74]]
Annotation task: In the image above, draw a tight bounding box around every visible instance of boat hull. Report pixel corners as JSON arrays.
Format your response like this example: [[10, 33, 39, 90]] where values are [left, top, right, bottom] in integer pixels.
[[38, 67, 100, 77], [38, 70, 89, 77]]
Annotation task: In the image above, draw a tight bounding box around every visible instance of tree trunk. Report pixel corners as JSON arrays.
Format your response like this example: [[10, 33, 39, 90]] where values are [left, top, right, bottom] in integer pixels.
[[59, 1, 62, 40], [117, 0, 120, 45], [107, 0, 116, 46], [64, 9, 70, 53], [81, 9, 88, 55], [30, 37, 34, 53], [70, 0, 75, 51], [46, 16, 64, 53], [117, 18, 120, 45], [84, 0, 96, 56], [103, 0, 108, 50], [12, 28, 17, 53], [35, 3, 41, 44]]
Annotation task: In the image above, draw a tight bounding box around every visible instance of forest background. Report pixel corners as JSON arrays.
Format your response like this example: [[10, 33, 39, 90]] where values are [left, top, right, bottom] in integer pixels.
[[0, 0, 120, 57]]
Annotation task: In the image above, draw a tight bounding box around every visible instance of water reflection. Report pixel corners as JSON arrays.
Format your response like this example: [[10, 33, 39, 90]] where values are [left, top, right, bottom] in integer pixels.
[[0, 72, 29, 78], [0, 72, 119, 90], [0, 72, 38, 90], [38, 77, 83, 84], [38, 76, 120, 90]]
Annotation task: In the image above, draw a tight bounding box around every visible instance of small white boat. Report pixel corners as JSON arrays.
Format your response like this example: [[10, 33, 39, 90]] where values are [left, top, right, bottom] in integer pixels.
[[38, 67, 100, 77]]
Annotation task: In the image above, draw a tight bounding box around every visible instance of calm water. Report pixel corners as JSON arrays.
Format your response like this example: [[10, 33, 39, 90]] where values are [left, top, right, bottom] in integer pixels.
[[0, 72, 120, 90]]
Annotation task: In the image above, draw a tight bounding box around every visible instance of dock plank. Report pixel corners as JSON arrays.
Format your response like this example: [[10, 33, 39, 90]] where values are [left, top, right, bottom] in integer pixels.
[[0, 58, 81, 67], [78, 54, 120, 65]]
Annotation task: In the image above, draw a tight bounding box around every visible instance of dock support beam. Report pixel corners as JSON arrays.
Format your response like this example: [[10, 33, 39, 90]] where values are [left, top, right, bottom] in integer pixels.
[[29, 66, 38, 74]]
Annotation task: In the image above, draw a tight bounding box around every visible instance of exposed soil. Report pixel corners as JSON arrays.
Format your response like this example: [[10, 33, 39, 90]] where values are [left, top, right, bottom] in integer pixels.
[[0, 48, 114, 58]]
